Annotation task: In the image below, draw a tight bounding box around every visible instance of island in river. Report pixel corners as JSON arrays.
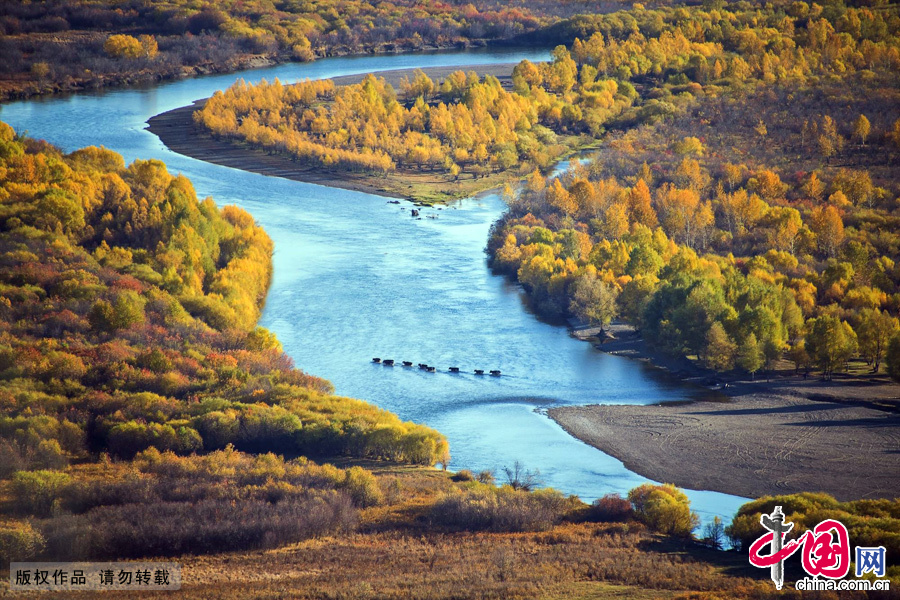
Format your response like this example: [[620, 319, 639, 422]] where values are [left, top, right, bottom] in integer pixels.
[[148, 63, 551, 204], [149, 63, 900, 505]]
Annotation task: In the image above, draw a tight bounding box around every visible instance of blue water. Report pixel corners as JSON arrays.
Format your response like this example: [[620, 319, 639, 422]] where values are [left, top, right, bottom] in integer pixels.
[[0, 47, 748, 526]]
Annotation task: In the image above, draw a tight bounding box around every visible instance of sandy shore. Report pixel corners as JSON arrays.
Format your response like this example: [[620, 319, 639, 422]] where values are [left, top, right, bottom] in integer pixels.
[[549, 325, 900, 501], [146, 64, 519, 203]]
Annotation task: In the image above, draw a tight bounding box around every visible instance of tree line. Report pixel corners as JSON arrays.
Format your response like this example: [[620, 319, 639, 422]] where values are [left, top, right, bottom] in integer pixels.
[[488, 0, 900, 381], [0, 0, 633, 100], [194, 48, 636, 184], [0, 123, 449, 482]]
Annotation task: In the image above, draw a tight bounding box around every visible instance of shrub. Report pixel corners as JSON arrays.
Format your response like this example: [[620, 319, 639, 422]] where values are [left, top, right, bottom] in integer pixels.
[[88, 292, 145, 331], [342, 466, 383, 507], [702, 516, 725, 550], [0, 522, 45, 564], [590, 493, 634, 522], [34, 449, 374, 559], [431, 486, 575, 532], [107, 421, 177, 458], [41, 494, 356, 559], [103, 34, 142, 59], [33, 439, 67, 470], [476, 470, 495, 485], [10, 470, 72, 517], [137, 348, 172, 373], [502, 460, 542, 491], [726, 493, 900, 563], [451, 469, 476, 482], [111, 291, 146, 329], [628, 483, 698, 537]]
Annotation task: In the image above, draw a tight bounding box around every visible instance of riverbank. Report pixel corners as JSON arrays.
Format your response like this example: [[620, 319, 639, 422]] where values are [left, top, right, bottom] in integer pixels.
[[147, 63, 534, 204], [0, 38, 487, 102], [550, 324, 900, 501]]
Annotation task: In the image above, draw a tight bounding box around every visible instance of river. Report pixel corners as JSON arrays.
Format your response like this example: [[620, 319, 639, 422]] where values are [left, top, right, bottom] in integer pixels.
[[0, 47, 747, 526]]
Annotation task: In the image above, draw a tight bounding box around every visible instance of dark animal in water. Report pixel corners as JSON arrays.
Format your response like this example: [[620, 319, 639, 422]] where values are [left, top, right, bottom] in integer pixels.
[[449, 367, 460, 373], [402, 361, 413, 366], [383, 359, 394, 366], [372, 358, 381, 363], [474, 369, 484, 375], [490, 370, 501, 376], [426, 366, 436, 372]]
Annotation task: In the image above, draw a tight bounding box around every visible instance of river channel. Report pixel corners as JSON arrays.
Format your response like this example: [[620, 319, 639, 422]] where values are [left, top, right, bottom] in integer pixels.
[[0, 46, 747, 525]]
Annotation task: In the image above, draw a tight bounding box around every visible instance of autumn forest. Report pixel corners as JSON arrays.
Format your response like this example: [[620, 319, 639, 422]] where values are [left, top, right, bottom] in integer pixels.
[[1, 0, 900, 597]]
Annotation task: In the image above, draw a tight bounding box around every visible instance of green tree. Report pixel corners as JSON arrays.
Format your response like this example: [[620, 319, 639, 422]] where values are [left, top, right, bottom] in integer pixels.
[[569, 272, 618, 332], [37, 189, 85, 236], [88, 300, 116, 332], [10, 471, 71, 517], [786, 340, 811, 373], [856, 309, 899, 372], [111, 291, 146, 330], [885, 333, 900, 383], [704, 321, 736, 372], [805, 315, 858, 380], [737, 333, 764, 379]]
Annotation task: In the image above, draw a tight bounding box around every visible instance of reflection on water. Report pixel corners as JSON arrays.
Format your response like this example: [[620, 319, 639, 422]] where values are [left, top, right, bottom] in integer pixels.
[[1, 47, 747, 525]]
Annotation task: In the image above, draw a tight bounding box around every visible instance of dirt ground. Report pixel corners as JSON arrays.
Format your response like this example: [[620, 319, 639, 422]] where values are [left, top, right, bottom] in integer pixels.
[[550, 326, 900, 501]]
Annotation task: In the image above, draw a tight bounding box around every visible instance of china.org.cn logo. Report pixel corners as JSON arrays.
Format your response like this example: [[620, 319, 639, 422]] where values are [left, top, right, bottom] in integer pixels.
[[748, 506, 890, 592]]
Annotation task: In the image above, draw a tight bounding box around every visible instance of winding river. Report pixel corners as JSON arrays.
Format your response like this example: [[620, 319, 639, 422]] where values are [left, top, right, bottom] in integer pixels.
[[0, 47, 747, 525]]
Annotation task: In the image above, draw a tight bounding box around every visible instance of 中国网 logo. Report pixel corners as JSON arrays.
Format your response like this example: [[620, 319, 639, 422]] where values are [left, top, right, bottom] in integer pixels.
[[748, 506, 890, 592]]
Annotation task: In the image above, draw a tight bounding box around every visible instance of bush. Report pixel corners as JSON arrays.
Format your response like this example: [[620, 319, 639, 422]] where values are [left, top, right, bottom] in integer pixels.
[[10, 470, 72, 517], [33, 439, 67, 469], [103, 34, 142, 59], [887, 332, 900, 383], [31, 449, 376, 559], [628, 483, 698, 537], [0, 522, 45, 564], [502, 460, 542, 491], [431, 486, 575, 532], [88, 291, 145, 331], [726, 493, 900, 564], [475, 471, 495, 485], [0, 438, 27, 478], [41, 494, 356, 559], [590, 493, 634, 522], [342, 466, 383, 507], [451, 469, 475, 482], [107, 421, 177, 458]]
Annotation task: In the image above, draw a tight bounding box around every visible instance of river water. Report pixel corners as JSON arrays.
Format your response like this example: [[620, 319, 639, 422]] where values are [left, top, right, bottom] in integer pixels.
[[0, 47, 747, 525]]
